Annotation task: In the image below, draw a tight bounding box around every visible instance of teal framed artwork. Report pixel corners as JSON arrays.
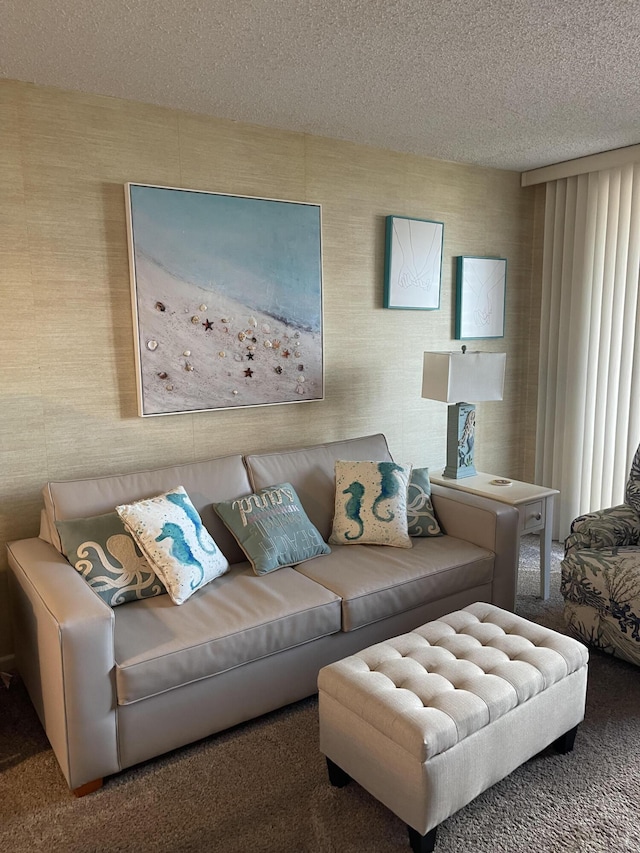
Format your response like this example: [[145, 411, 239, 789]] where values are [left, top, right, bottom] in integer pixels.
[[455, 255, 507, 340], [384, 215, 444, 310], [125, 183, 324, 416]]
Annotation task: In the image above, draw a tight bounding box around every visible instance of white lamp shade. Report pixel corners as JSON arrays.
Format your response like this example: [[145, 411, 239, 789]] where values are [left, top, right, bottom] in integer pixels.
[[422, 351, 506, 403]]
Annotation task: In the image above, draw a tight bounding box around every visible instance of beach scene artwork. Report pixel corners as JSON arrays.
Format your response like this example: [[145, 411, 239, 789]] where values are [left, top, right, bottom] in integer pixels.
[[125, 184, 324, 416]]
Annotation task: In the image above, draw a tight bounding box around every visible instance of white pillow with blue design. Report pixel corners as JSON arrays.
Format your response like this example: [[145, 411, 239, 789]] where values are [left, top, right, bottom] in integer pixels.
[[116, 486, 229, 605], [56, 511, 167, 606], [329, 460, 413, 548], [407, 468, 442, 537]]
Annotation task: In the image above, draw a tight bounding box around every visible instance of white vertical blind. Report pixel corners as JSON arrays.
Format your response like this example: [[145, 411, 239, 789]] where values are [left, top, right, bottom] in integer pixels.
[[536, 164, 640, 540]]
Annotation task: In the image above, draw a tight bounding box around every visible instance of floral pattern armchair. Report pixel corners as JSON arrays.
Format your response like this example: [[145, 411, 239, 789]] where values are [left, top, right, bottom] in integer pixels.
[[561, 445, 640, 667]]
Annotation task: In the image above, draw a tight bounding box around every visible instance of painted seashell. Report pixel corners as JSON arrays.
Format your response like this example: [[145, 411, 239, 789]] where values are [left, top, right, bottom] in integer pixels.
[[294, 331, 301, 339], [297, 375, 305, 383], [146, 340, 158, 351], [221, 317, 230, 324], [234, 354, 243, 362], [297, 364, 304, 371], [294, 351, 301, 358], [218, 351, 226, 358], [247, 344, 256, 352], [264, 340, 273, 348], [157, 371, 168, 380], [155, 301, 166, 312], [232, 389, 238, 395], [183, 350, 191, 357], [275, 366, 283, 375], [166, 384, 174, 391], [272, 339, 281, 349], [248, 316, 257, 328], [238, 331, 246, 342], [295, 385, 305, 395], [185, 362, 194, 371], [191, 316, 200, 324], [262, 324, 271, 334], [199, 304, 207, 312]]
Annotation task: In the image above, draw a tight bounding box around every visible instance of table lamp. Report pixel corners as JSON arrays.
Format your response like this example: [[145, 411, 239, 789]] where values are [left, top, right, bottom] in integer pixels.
[[422, 348, 506, 479]]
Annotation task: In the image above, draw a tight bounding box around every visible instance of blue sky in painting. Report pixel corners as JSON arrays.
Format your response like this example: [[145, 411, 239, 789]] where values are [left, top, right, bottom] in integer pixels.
[[129, 185, 322, 331]]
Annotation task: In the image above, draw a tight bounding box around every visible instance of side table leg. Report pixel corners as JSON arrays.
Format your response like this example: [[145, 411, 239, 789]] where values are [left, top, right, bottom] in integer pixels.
[[540, 495, 554, 600]]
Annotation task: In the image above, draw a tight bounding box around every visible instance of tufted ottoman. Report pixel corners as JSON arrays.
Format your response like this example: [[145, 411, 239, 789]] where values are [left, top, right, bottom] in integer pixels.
[[318, 602, 588, 852]]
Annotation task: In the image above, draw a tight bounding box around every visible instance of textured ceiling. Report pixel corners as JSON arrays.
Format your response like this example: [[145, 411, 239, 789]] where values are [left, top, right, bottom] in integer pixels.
[[2, 0, 639, 172]]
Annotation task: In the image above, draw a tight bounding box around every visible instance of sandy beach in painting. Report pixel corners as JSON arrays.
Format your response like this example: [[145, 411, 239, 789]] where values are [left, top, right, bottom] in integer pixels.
[[133, 254, 323, 415]]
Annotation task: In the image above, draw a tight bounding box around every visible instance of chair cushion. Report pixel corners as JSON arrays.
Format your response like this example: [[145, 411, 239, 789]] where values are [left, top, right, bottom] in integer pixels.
[[294, 536, 494, 631], [114, 562, 342, 704], [561, 546, 640, 667]]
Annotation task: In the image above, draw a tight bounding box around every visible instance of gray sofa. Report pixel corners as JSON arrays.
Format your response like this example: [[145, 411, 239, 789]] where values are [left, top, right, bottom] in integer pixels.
[[7, 433, 520, 795]]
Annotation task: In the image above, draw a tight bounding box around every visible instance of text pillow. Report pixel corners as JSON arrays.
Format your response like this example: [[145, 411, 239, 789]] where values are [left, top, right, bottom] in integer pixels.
[[56, 511, 166, 607], [407, 468, 442, 537], [329, 460, 412, 548], [214, 483, 330, 576], [117, 486, 229, 605]]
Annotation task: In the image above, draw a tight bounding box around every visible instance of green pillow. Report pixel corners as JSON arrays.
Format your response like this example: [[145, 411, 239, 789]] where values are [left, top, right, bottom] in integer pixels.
[[213, 483, 330, 576], [56, 511, 166, 607], [329, 460, 413, 548], [407, 468, 442, 537]]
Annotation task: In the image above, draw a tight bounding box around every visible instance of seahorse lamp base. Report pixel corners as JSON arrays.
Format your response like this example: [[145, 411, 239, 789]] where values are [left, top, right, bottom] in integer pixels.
[[443, 402, 477, 479]]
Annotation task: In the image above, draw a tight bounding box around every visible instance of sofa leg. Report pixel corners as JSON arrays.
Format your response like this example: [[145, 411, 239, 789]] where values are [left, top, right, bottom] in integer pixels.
[[326, 757, 351, 788], [554, 725, 578, 754], [73, 778, 103, 797], [408, 825, 437, 853]]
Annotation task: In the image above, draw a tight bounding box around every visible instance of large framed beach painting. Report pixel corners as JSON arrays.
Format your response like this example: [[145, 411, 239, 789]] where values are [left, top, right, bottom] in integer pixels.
[[125, 183, 324, 416]]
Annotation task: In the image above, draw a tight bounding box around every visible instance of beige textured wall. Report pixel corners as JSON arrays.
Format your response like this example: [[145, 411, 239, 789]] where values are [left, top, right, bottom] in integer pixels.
[[0, 80, 539, 662]]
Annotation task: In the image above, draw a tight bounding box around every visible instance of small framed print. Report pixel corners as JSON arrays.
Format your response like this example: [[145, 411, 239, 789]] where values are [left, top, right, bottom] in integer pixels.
[[384, 215, 444, 310], [455, 255, 507, 339]]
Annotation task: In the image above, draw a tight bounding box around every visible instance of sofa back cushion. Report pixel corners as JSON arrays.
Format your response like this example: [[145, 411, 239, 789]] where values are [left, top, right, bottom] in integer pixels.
[[42, 454, 251, 565], [245, 434, 393, 540]]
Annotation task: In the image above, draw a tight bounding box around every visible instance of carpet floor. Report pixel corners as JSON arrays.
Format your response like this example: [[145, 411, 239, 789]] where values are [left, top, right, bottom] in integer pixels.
[[1, 536, 639, 853]]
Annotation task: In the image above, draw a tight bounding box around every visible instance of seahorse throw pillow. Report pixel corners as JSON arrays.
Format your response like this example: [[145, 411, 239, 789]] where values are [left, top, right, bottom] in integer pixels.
[[56, 511, 167, 607], [116, 486, 229, 605], [329, 460, 413, 548], [214, 482, 330, 576], [407, 468, 442, 537]]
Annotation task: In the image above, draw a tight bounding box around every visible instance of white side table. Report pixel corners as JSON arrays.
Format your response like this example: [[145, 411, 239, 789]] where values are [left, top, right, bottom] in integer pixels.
[[429, 471, 559, 600]]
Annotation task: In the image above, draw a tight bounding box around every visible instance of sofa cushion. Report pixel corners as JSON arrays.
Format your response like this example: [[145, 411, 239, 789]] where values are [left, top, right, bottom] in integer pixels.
[[293, 536, 494, 631], [214, 483, 330, 575], [113, 562, 342, 704], [407, 468, 441, 537], [329, 460, 412, 548], [42, 453, 251, 564], [56, 511, 167, 606], [117, 487, 230, 605], [245, 433, 393, 540]]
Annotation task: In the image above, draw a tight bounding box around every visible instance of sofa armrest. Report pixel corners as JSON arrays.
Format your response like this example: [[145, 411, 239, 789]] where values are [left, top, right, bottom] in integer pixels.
[[7, 537, 120, 791], [431, 485, 520, 611], [564, 504, 640, 557]]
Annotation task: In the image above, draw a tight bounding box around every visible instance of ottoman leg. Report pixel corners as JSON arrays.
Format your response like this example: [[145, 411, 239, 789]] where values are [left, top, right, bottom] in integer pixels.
[[554, 724, 578, 754], [408, 825, 437, 853], [326, 757, 351, 787]]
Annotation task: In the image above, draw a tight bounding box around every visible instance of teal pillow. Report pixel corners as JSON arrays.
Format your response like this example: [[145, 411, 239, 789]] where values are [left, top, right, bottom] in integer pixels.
[[213, 483, 330, 576], [56, 511, 166, 607], [407, 468, 442, 537]]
